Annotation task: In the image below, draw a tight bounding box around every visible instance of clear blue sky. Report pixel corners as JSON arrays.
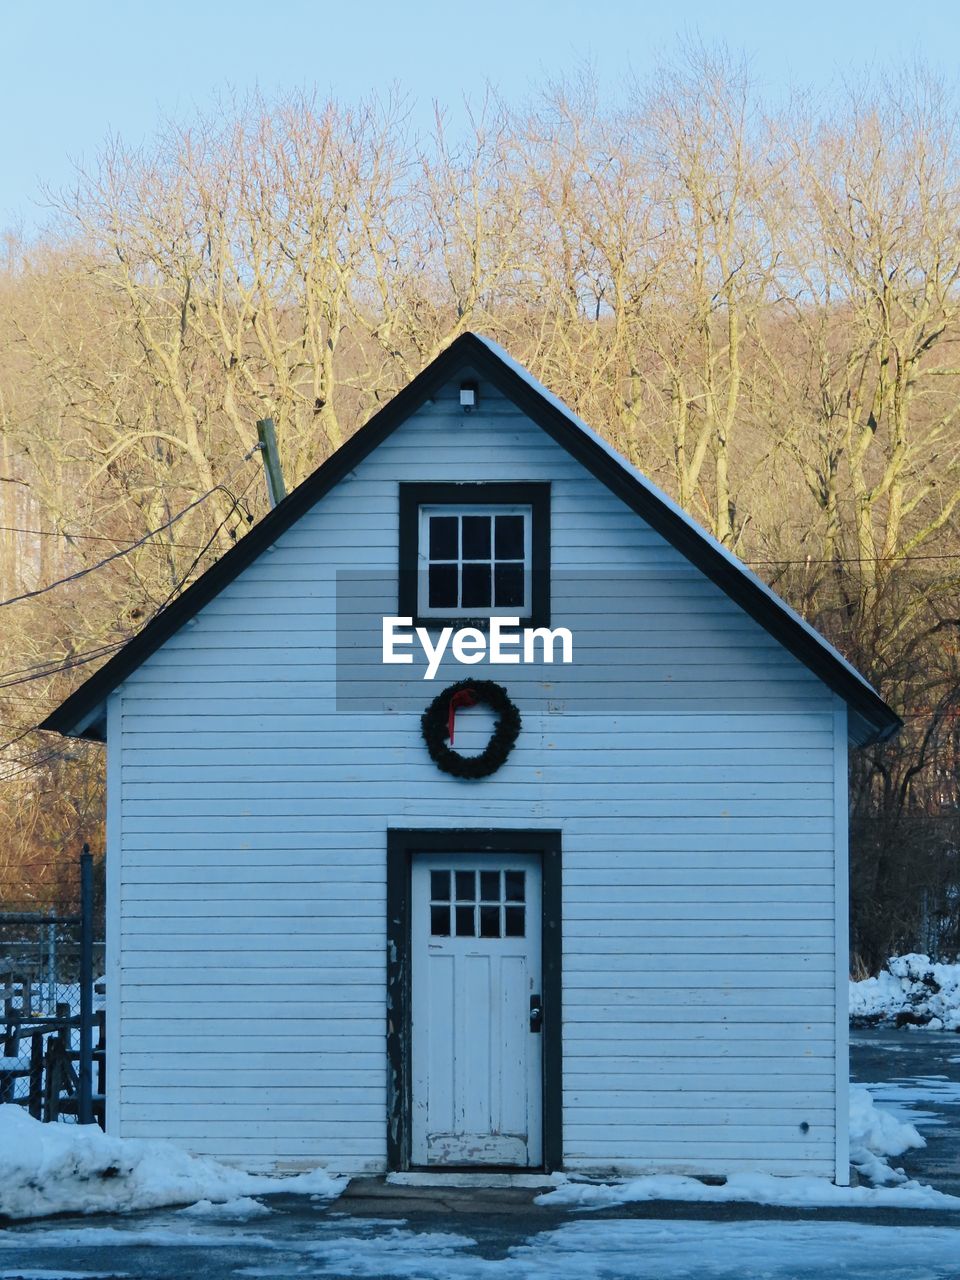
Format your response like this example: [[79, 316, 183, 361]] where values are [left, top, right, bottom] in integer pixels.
[[3, 0, 956, 232]]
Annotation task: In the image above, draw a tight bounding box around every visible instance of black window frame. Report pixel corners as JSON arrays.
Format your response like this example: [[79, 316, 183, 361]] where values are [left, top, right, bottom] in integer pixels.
[[398, 482, 551, 628]]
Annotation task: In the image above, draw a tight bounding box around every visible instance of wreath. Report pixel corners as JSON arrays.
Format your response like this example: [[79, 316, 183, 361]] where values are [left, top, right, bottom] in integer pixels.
[[421, 679, 521, 779]]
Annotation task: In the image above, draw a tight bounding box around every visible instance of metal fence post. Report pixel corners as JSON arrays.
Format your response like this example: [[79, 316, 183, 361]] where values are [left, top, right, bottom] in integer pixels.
[[46, 920, 55, 1015], [78, 843, 93, 1124]]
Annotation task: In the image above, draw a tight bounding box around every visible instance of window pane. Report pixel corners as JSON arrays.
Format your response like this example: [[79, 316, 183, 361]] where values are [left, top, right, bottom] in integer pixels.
[[461, 563, 492, 608], [494, 563, 525, 608], [461, 515, 491, 560], [495, 514, 525, 559], [428, 563, 458, 609], [455, 905, 475, 936], [480, 870, 500, 902], [431, 904, 451, 936], [504, 906, 525, 937], [455, 870, 475, 901], [431, 870, 450, 901], [504, 871, 525, 902], [429, 515, 458, 560], [479, 906, 500, 938]]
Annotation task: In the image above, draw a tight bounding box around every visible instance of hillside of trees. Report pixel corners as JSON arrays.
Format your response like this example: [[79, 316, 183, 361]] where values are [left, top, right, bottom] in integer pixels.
[[1, 51, 959, 970]]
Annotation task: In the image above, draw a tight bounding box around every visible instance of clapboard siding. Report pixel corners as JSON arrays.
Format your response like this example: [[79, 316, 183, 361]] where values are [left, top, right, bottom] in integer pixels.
[[113, 370, 842, 1177]]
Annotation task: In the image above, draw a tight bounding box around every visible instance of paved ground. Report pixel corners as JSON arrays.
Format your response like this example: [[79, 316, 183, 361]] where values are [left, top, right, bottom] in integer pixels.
[[850, 1025, 960, 1195], [1, 1028, 959, 1279]]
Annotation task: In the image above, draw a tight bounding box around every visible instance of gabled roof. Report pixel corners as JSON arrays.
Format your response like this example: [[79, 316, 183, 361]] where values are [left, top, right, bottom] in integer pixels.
[[40, 332, 902, 746]]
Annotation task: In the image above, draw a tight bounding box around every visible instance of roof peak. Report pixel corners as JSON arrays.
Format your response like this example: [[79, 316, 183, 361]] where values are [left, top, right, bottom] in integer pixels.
[[40, 333, 900, 745]]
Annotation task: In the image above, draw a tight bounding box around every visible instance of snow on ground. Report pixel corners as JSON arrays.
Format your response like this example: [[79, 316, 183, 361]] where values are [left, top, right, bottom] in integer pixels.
[[0, 1084, 945, 1223], [537, 1086, 946, 1211], [5, 1218, 960, 1280], [178, 1196, 273, 1220], [857, 1077, 960, 1129], [850, 954, 960, 1030], [848, 1083, 925, 1186], [0, 1105, 344, 1221], [536, 1170, 957, 1211]]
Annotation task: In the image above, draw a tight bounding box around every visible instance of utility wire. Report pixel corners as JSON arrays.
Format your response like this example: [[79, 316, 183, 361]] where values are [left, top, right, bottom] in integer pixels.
[[0, 468, 261, 781], [0, 447, 261, 610], [0, 524, 210, 550]]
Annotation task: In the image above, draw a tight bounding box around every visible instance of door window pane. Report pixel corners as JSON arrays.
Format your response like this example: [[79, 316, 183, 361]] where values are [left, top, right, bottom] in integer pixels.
[[431, 870, 450, 901], [504, 906, 525, 937], [480, 870, 500, 902], [430, 904, 451, 936], [479, 906, 500, 938], [455, 905, 475, 936], [455, 871, 475, 901], [504, 871, 525, 902]]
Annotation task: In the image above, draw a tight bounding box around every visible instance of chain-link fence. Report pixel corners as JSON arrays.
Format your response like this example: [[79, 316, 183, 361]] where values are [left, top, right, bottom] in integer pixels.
[[0, 848, 104, 1124]]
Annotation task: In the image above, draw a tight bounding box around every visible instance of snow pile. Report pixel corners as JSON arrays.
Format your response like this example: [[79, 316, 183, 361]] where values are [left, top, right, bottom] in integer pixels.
[[848, 1084, 925, 1185], [177, 1195, 273, 1220], [850, 954, 960, 1031], [0, 1105, 345, 1220], [537, 1169, 959, 1211], [537, 1086, 945, 1211]]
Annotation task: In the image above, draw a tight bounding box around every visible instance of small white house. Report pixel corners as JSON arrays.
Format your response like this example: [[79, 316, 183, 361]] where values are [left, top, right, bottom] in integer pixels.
[[43, 334, 900, 1182]]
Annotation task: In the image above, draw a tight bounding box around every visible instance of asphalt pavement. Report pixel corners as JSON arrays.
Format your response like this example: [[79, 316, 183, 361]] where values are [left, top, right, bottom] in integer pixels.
[[850, 1025, 960, 1196]]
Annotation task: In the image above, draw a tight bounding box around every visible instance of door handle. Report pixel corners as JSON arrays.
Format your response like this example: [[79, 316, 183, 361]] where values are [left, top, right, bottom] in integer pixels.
[[530, 994, 543, 1033]]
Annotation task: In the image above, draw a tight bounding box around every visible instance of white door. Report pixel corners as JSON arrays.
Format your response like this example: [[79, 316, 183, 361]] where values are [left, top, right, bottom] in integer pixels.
[[410, 853, 543, 1167]]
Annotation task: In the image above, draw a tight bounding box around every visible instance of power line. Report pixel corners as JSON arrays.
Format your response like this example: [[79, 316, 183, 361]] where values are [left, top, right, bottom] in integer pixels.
[[747, 553, 960, 567], [0, 449, 261, 610], [0, 524, 209, 549], [0, 466, 261, 781]]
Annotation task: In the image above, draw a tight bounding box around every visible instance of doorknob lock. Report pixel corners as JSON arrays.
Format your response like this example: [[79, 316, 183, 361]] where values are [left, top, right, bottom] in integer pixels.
[[529, 994, 543, 1033]]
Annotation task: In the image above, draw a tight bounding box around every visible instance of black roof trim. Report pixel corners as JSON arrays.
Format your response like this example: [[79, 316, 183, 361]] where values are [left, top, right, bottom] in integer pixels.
[[40, 332, 902, 745]]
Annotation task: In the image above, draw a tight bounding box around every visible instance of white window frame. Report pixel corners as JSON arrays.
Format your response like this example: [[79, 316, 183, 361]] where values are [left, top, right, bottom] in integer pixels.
[[417, 503, 533, 620]]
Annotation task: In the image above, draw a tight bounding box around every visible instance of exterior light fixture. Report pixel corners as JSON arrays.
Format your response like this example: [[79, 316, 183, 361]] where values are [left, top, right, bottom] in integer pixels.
[[460, 381, 478, 412]]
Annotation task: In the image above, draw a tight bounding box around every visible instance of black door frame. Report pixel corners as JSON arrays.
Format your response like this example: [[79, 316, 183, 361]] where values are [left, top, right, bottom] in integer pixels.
[[386, 827, 562, 1172]]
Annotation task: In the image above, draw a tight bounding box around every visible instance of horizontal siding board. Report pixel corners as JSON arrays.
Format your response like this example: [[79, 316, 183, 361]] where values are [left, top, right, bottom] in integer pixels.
[[563, 1158, 834, 1175], [564, 972, 833, 990], [123, 1071, 384, 1087], [563, 1023, 832, 1044], [563, 1062, 836, 1083], [120, 1002, 383, 1020], [120, 1050, 386, 1070], [121, 984, 382, 1003], [120, 810, 835, 832], [119, 789, 834, 814], [122, 881, 383, 901], [123, 1098, 383, 1113], [121, 964, 385, 984], [564, 1138, 832, 1156], [564, 1005, 832, 1024], [122, 1034, 384, 1052], [567, 1091, 834, 1108], [119, 939, 383, 957]]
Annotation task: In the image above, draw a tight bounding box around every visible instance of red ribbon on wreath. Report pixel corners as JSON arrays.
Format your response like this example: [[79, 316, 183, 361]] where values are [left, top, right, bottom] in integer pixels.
[[447, 687, 479, 745]]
